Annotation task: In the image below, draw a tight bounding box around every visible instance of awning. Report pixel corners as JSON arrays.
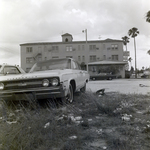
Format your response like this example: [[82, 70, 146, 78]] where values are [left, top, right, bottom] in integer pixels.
[[88, 60, 127, 65]]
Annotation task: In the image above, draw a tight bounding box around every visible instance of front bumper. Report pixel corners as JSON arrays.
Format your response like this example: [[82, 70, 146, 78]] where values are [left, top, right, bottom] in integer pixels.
[[0, 85, 66, 101]]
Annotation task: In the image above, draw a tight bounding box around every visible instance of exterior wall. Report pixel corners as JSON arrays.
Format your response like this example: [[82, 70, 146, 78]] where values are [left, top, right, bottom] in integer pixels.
[[20, 35, 125, 73]]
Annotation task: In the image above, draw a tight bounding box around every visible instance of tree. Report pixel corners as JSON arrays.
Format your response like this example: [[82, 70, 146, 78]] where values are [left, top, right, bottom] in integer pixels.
[[147, 50, 150, 55], [122, 36, 130, 51], [128, 57, 132, 69], [128, 27, 139, 78], [146, 10, 150, 23]]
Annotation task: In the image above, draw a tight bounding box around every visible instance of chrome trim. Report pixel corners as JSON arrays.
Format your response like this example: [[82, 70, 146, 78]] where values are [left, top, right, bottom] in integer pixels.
[[0, 86, 62, 94]]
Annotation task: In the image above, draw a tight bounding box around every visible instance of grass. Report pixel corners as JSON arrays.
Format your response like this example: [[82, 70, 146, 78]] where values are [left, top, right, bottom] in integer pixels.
[[0, 92, 150, 150]]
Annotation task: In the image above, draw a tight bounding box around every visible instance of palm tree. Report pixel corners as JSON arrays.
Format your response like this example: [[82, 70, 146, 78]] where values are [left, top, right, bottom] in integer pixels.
[[147, 50, 150, 55], [122, 36, 130, 51], [146, 11, 150, 23], [128, 27, 139, 78], [128, 57, 132, 68]]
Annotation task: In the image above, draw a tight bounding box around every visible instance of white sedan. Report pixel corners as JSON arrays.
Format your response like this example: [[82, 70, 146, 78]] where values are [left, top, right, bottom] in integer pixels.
[[0, 58, 89, 103], [0, 64, 25, 76]]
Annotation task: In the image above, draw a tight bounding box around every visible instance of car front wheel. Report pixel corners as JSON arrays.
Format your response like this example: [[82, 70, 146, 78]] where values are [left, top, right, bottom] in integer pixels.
[[65, 84, 74, 103]]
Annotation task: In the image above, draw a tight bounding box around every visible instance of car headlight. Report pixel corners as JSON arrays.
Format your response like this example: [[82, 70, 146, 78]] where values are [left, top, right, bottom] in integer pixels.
[[0, 83, 4, 90], [42, 79, 50, 87], [51, 78, 59, 86]]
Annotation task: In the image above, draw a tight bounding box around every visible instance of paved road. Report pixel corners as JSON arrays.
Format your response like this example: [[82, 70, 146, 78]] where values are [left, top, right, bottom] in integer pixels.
[[87, 79, 150, 95]]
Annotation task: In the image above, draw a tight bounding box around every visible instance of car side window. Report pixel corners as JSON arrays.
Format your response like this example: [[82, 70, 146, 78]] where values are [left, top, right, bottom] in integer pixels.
[[3, 66, 20, 75]]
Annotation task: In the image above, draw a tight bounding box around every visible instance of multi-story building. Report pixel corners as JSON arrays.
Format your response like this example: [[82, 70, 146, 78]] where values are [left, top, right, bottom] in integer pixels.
[[20, 33, 129, 77]]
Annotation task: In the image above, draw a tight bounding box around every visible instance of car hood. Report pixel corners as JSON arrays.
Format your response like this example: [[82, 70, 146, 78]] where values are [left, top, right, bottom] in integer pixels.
[[0, 70, 70, 82]]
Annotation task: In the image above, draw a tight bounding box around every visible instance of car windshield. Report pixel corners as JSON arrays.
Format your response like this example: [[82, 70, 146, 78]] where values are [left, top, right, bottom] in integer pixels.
[[30, 59, 70, 72]]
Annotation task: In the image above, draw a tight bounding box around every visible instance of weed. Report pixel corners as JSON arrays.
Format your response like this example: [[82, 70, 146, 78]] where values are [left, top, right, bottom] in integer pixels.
[[0, 93, 150, 149]]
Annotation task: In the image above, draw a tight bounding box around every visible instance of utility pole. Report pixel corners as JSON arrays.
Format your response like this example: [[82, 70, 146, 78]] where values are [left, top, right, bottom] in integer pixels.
[[134, 37, 137, 78], [82, 29, 88, 71]]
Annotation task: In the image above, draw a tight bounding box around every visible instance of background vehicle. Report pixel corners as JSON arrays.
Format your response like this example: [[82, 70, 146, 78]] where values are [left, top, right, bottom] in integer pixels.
[[0, 58, 89, 103], [141, 71, 150, 79], [0, 64, 25, 76], [90, 73, 116, 80]]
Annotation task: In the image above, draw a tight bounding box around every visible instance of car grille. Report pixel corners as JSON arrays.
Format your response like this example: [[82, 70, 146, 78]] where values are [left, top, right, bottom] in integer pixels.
[[3, 78, 59, 90]]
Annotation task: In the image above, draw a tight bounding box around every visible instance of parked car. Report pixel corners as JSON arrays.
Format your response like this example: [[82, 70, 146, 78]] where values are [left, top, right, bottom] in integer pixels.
[[141, 74, 150, 78], [0, 64, 25, 76], [141, 71, 150, 78], [0, 58, 89, 103], [90, 73, 116, 80]]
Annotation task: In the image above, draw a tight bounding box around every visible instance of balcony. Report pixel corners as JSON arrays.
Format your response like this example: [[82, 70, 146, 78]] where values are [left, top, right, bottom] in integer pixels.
[[123, 51, 130, 56]]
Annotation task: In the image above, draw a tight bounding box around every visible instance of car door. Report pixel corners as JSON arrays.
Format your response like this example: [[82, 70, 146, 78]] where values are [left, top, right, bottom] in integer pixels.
[[71, 60, 83, 89], [76, 62, 87, 85]]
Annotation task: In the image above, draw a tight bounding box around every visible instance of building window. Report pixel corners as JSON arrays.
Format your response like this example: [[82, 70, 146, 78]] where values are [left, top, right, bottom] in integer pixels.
[[103, 55, 106, 60], [66, 46, 73, 51], [115, 44, 118, 49], [52, 46, 59, 52], [112, 55, 118, 60], [78, 45, 80, 50], [89, 45, 96, 51], [52, 56, 59, 59], [82, 45, 84, 50], [38, 55, 42, 61], [44, 46, 47, 52], [103, 44, 105, 49], [90, 55, 96, 62], [107, 47, 111, 50], [26, 57, 34, 63], [82, 56, 85, 61], [78, 56, 81, 61], [65, 38, 68, 42], [66, 56, 73, 58], [111, 44, 118, 50], [26, 47, 32, 53]]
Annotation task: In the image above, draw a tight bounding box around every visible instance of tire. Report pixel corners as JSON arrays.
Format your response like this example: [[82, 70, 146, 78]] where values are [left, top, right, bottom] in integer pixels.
[[80, 83, 86, 93], [65, 84, 74, 103]]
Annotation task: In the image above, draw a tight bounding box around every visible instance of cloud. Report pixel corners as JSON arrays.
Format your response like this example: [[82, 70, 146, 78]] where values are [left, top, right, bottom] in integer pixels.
[[0, 0, 150, 69]]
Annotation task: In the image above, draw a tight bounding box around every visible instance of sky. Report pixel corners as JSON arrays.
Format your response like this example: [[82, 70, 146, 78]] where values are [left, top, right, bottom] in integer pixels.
[[0, 0, 150, 70]]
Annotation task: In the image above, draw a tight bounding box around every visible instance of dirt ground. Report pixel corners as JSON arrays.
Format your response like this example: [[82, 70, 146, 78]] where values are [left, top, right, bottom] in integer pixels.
[[87, 79, 150, 95], [1, 92, 150, 150]]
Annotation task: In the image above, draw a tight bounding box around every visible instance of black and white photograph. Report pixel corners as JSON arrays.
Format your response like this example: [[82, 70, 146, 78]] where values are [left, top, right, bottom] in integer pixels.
[[0, 0, 150, 149]]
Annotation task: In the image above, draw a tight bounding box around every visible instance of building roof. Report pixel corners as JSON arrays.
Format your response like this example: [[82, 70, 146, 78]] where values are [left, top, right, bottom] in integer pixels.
[[88, 60, 127, 65], [20, 33, 123, 46], [61, 33, 72, 37], [20, 39, 123, 46]]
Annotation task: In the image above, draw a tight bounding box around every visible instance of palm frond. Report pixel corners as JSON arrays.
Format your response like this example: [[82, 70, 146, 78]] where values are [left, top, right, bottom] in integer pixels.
[[146, 11, 150, 23]]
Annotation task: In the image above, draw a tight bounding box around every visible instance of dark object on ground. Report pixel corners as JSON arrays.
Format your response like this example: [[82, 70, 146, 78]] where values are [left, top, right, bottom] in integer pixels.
[[139, 84, 150, 87], [96, 88, 105, 95]]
